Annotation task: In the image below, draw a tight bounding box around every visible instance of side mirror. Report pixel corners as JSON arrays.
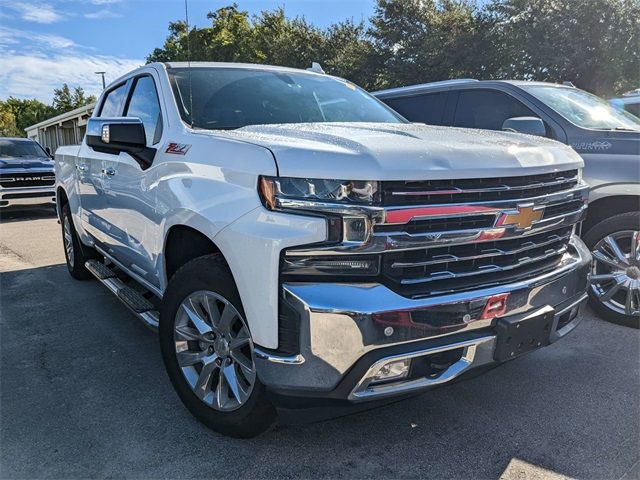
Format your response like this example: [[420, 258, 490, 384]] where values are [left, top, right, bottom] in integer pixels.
[[86, 117, 155, 168], [45, 146, 53, 158], [501, 117, 546, 137]]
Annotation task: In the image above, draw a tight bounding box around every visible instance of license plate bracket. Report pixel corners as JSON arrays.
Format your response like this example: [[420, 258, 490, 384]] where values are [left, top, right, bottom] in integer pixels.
[[494, 307, 554, 362]]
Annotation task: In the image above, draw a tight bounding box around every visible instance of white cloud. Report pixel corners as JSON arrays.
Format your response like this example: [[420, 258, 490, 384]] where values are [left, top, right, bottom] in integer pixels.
[[84, 9, 121, 19], [0, 53, 143, 101], [90, 0, 122, 4], [0, 27, 76, 49], [5, 2, 65, 24]]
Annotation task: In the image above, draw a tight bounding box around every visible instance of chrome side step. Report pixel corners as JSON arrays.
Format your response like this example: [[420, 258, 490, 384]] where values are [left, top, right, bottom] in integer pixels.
[[85, 259, 159, 331]]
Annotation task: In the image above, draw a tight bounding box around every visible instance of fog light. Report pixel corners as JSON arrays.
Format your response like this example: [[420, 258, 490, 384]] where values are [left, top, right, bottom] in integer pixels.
[[371, 358, 411, 384], [344, 216, 369, 242]]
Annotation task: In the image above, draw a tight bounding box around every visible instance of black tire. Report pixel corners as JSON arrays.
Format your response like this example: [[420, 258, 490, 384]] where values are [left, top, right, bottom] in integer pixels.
[[60, 203, 100, 280], [159, 254, 276, 438], [583, 211, 640, 328]]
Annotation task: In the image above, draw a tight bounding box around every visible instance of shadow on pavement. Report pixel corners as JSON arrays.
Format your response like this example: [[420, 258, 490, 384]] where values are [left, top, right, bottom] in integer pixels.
[[0, 207, 57, 223], [1, 262, 639, 479]]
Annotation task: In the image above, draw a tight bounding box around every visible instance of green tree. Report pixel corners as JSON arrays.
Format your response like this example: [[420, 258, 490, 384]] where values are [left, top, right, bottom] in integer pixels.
[[146, 1, 638, 97], [52, 84, 96, 114], [487, 0, 640, 96], [147, 4, 378, 87], [0, 98, 56, 137], [147, 5, 258, 63], [321, 20, 377, 89], [0, 104, 21, 137], [369, 0, 495, 89]]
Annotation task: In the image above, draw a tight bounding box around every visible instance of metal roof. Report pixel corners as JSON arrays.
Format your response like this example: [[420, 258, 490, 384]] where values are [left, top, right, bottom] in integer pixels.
[[373, 79, 478, 97], [163, 61, 326, 76], [373, 79, 574, 97], [24, 102, 96, 132]]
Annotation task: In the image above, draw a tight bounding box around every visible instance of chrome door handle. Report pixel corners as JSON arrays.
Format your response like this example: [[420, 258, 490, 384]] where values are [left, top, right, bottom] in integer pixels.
[[101, 167, 116, 177], [76, 164, 87, 172]]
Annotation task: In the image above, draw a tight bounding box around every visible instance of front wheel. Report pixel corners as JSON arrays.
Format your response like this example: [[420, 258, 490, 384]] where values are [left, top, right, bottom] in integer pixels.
[[60, 203, 99, 280], [584, 212, 640, 328], [159, 254, 275, 438]]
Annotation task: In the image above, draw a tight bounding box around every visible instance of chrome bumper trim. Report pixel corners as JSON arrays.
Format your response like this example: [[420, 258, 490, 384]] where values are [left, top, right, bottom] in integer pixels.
[[255, 348, 305, 365], [0, 185, 56, 207], [347, 294, 587, 401], [348, 336, 497, 401], [256, 237, 591, 394]]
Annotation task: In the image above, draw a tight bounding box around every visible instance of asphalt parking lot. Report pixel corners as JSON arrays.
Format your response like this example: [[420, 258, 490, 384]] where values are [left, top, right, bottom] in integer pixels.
[[1, 209, 639, 479]]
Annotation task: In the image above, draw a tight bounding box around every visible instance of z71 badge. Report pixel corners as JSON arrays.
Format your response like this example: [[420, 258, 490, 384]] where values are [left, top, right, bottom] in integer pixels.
[[165, 143, 191, 155]]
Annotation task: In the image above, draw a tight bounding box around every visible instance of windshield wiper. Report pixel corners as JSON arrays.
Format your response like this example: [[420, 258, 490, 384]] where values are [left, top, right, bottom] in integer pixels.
[[613, 127, 640, 131]]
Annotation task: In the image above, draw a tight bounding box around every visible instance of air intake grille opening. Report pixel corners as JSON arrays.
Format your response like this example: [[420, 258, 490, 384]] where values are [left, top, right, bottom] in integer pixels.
[[382, 170, 579, 206]]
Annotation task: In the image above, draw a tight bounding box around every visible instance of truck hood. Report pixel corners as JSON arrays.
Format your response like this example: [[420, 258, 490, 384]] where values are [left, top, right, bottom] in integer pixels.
[[0, 155, 54, 170], [223, 122, 583, 180]]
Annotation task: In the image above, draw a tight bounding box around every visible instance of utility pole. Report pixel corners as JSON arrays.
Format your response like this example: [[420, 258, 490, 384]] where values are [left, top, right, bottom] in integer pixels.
[[95, 71, 106, 90]]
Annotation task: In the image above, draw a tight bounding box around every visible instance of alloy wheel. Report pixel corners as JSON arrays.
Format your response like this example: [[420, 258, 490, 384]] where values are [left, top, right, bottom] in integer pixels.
[[173, 290, 256, 411], [590, 230, 640, 317], [63, 216, 74, 268]]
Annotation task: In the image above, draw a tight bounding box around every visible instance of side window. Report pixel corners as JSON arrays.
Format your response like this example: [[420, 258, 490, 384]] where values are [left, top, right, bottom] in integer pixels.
[[384, 92, 448, 125], [453, 90, 537, 130], [125, 76, 163, 145], [99, 83, 128, 117], [625, 103, 640, 117]]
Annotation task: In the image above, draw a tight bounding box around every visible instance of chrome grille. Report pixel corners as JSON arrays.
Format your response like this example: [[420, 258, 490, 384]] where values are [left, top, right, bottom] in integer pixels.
[[383, 227, 573, 297], [382, 170, 579, 206], [283, 170, 587, 299], [0, 172, 55, 189]]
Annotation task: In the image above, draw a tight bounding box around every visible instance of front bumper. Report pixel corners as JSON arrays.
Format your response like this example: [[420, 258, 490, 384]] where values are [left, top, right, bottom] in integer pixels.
[[256, 235, 591, 402], [0, 186, 56, 208]]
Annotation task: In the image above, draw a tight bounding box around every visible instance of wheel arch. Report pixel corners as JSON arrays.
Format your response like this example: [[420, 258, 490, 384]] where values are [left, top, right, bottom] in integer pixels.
[[163, 224, 224, 283], [583, 194, 640, 235], [56, 186, 69, 219]]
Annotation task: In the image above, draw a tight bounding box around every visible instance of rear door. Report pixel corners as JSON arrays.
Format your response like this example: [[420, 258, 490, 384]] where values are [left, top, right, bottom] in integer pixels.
[[98, 74, 165, 288], [76, 80, 130, 243], [382, 91, 450, 126]]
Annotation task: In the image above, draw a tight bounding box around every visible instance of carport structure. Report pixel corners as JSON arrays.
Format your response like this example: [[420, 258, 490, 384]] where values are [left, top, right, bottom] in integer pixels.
[[25, 103, 95, 153]]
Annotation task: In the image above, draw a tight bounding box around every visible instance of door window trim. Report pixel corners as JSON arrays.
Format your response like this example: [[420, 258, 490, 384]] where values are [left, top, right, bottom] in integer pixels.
[[97, 79, 132, 117], [122, 73, 164, 146]]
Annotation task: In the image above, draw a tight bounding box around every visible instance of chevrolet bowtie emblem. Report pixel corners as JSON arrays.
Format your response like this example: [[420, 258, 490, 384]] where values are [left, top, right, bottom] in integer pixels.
[[499, 205, 544, 229]]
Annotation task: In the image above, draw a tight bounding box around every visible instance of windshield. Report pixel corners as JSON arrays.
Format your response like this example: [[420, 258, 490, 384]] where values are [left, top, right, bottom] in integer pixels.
[[522, 85, 640, 131], [0, 139, 48, 158], [168, 67, 405, 130]]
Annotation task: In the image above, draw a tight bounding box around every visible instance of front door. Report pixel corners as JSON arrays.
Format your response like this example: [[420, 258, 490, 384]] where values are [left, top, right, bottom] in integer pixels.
[[99, 74, 166, 289], [77, 81, 130, 244]]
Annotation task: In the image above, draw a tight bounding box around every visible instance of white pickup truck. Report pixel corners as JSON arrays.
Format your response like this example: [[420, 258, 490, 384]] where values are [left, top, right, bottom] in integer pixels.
[[56, 62, 591, 438]]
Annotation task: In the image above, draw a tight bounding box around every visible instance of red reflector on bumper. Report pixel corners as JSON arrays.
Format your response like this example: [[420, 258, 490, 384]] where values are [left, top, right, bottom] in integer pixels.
[[480, 293, 510, 319]]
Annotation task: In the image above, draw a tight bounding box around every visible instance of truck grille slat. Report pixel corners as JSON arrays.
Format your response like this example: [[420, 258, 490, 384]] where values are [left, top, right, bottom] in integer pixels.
[[385, 227, 571, 286], [379, 165, 579, 300], [390, 230, 571, 269], [382, 170, 579, 206]]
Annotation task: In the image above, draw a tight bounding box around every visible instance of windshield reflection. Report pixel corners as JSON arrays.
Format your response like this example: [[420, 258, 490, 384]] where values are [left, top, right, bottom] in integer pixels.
[[523, 85, 640, 131]]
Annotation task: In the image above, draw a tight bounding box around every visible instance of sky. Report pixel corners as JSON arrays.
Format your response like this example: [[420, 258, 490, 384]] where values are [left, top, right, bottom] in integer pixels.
[[0, 0, 375, 103]]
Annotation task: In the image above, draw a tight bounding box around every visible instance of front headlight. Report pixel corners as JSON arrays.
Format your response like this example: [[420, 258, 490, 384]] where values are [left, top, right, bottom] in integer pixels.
[[259, 176, 380, 209]]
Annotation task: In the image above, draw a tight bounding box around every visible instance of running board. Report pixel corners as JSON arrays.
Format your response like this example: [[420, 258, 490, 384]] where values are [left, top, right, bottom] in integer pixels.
[[85, 259, 159, 331]]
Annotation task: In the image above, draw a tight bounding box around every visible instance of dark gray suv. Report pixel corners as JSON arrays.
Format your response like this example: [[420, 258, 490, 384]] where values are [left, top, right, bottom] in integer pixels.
[[375, 80, 640, 327]]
